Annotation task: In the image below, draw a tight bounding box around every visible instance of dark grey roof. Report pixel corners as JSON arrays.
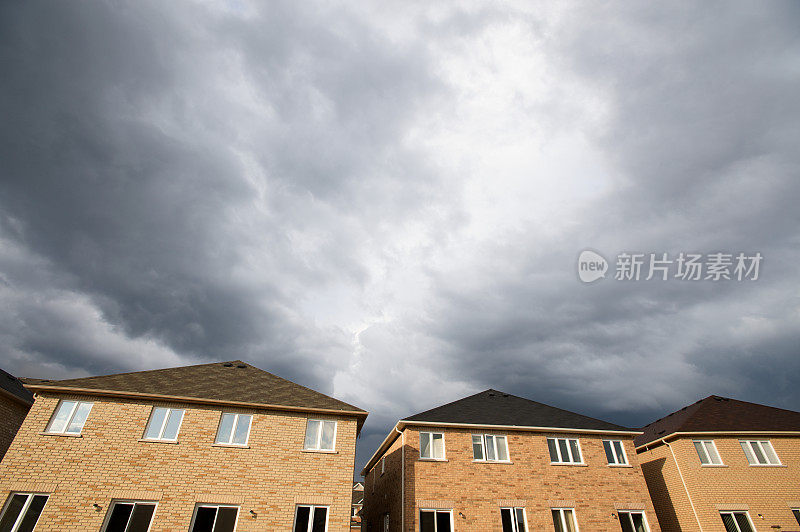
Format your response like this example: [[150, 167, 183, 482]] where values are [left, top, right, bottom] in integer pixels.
[[402, 389, 630, 432], [0, 368, 34, 405]]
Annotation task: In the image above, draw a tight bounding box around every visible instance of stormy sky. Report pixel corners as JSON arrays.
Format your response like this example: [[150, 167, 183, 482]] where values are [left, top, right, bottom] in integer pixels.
[[1, 1, 799, 474]]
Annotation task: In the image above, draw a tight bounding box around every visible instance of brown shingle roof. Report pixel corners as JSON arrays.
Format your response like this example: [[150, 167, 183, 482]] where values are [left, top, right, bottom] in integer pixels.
[[22, 360, 366, 417], [635, 395, 800, 447], [0, 368, 34, 405]]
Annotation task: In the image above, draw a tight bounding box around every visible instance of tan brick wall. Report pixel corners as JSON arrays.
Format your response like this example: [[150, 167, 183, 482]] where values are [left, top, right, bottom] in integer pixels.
[[638, 436, 800, 532], [0, 392, 359, 531], [0, 394, 31, 461], [364, 426, 661, 532]]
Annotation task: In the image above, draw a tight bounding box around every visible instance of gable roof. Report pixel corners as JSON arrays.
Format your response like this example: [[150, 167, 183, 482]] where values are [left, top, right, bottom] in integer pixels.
[[635, 395, 800, 447], [23, 360, 367, 427], [0, 368, 34, 406], [403, 389, 630, 432]]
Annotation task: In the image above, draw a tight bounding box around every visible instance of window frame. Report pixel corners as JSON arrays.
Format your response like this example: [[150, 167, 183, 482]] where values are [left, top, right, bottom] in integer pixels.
[[603, 440, 629, 466], [617, 510, 650, 532], [188, 503, 240, 532], [792, 508, 800, 525], [101, 499, 158, 532], [419, 508, 453, 532], [45, 400, 94, 435], [739, 439, 781, 466], [142, 407, 185, 442], [551, 507, 579, 532], [214, 413, 252, 447], [547, 437, 584, 464], [292, 504, 329, 532], [693, 439, 724, 466], [719, 510, 756, 532], [501, 506, 528, 532], [0, 492, 49, 532], [303, 419, 338, 452], [419, 432, 446, 460], [381, 456, 386, 475], [473, 434, 511, 463]]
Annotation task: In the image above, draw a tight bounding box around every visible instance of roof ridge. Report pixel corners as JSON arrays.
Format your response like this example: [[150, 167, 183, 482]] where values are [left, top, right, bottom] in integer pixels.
[[37, 359, 243, 384]]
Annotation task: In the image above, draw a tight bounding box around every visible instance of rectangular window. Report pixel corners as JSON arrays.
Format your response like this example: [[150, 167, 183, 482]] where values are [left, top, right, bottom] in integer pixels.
[[46, 400, 93, 435], [304, 419, 336, 451], [501, 507, 527, 532], [793, 509, 800, 525], [215, 413, 252, 446], [381, 456, 386, 475], [603, 440, 628, 465], [740, 440, 780, 465], [720, 511, 755, 532], [419, 432, 445, 460], [0, 493, 49, 532], [419, 509, 452, 532], [189, 504, 238, 532], [551, 508, 577, 532], [102, 501, 157, 532], [382, 514, 389, 532], [143, 407, 184, 441], [293, 505, 328, 532], [473, 434, 510, 462], [547, 438, 582, 464], [693, 440, 723, 465], [618, 511, 649, 532]]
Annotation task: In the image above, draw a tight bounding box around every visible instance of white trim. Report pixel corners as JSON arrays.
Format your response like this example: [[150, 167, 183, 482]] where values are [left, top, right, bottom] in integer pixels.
[[501, 507, 529, 532], [142, 407, 185, 442], [101, 500, 158, 532], [46, 400, 94, 435], [304, 419, 337, 452], [405, 419, 640, 435], [473, 433, 511, 463], [188, 503, 240, 532], [547, 437, 584, 465], [0, 493, 50, 532], [215, 413, 253, 446], [719, 510, 756, 532], [419, 432, 446, 460], [636, 431, 800, 452], [739, 439, 781, 466], [603, 439, 629, 466], [693, 440, 723, 465], [418, 508, 454, 532], [617, 510, 650, 532], [665, 441, 703, 532], [292, 504, 330, 532], [551, 507, 580, 532]]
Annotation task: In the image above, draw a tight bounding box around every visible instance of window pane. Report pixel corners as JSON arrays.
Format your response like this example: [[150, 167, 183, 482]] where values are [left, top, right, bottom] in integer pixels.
[[515, 508, 526, 532], [734, 513, 753, 532], [558, 439, 569, 462], [214, 507, 237, 532], [66, 403, 92, 434], [501, 509, 514, 532], [432, 433, 444, 459], [750, 442, 767, 464], [706, 442, 722, 465], [603, 441, 615, 463], [486, 435, 496, 461], [162, 409, 184, 440], [15, 494, 47, 532], [420, 433, 431, 458], [0, 494, 28, 531], [49, 401, 76, 433], [618, 513, 635, 532], [191, 507, 216, 532], [631, 513, 646, 532], [305, 420, 321, 449], [740, 441, 756, 464], [721, 514, 738, 532], [145, 408, 167, 439], [793, 509, 800, 525], [127, 504, 156, 532], [472, 435, 484, 460], [613, 441, 626, 464], [311, 507, 327, 532], [436, 511, 451, 532], [497, 437, 509, 461], [551, 510, 564, 532], [294, 507, 310, 532], [320, 421, 336, 450], [547, 439, 559, 462], [563, 510, 576, 532], [569, 440, 581, 463], [232, 415, 251, 445], [761, 441, 779, 464], [420, 511, 435, 532], [694, 441, 710, 464], [216, 414, 235, 444], [105, 503, 134, 532]]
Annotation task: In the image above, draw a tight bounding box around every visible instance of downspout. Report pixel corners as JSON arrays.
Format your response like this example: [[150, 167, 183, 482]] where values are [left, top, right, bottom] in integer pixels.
[[665, 440, 703, 531], [395, 425, 405, 531]]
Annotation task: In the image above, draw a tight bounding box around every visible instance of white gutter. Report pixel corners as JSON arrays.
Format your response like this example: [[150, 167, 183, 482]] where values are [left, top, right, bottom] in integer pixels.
[[665, 440, 703, 532], [635, 431, 800, 452]]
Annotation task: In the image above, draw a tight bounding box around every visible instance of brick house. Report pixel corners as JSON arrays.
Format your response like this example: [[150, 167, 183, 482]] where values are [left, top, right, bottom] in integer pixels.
[[0, 360, 367, 532], [0, 368, 34, 461], [635, 395, 800, 532], [361, 389, 660, 532], [352, 482, 364, 531]]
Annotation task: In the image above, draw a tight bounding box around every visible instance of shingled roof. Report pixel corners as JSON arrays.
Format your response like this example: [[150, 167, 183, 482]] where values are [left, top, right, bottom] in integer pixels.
[[403, 389, 630, 432], [0, 368, 34, 405], [22, 360, 366, 420], [635, 395, 800, 447]]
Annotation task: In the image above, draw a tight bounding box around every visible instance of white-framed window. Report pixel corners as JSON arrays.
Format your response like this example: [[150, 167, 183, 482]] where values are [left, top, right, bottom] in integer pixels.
[[382, 513, 389, 532], [419, 509, 452, 532], [472, 434, 510, 462], [0, 493, 49, 532], [501, 507, 527, 532], [792, 508, 800, 525], [304, 419, 337, 451], [547, 437, 583, 464], [603, 440, 628, 466], [189, 504, 238, 532], [551, 508, 578, 532], [143, 407, 184, 441], [293, 505, 328, 532], [740, 440, 781, 465], [102, 500, 157, 532], [215, 413, 252, 446], [381, 456, 386, 475], [720, 511, 755, 532], [617, 510, 649, 532], [419, 432, 445, 460], [693, 440, 723, 465], [46, 400, 93, 435]]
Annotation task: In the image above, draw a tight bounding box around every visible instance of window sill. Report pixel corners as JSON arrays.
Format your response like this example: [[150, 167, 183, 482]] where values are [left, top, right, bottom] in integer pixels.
[[748, 464, 786, 467], [608, 464, 633, 468], [472, 460, 513, 464], [700, 464, 728, 468], [138, 438, 179, 444], [39, 431, 82, 438], [550, 462, 587, 467], [417, 458, 448, 462], [301, 449, 338, 454], [212, 443, 250, 449]]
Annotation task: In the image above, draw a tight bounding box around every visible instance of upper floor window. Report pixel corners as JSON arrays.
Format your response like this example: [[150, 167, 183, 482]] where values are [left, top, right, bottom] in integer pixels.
[[740, 440, 780, 465], [190, 504, 238, 532], [143, 407, 184, 441], [792, 509, 800, 525], [547, 437, 583, 464], [304, 419, 336, 451], [552, 508, 577, 532], [603, 440, 628, 465], [693, 440, 723, 465], [293, 505, 328, 532], [102, 500, 157, 532], [0, 493, 49, 532], [419, 432, 445, 460], [720, 511, 754, 532], [618, 510, 649, 532], [381, 456, 386, 475], [46, 400, 93, 435], [420, 509, 452, 532], [501, 507, 527, 532], [215, 413, 252, 446], [473, 434, 510, 462]]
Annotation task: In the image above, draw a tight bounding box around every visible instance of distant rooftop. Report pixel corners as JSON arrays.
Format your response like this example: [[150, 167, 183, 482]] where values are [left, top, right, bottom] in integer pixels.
[[0, 368, 34, 405]]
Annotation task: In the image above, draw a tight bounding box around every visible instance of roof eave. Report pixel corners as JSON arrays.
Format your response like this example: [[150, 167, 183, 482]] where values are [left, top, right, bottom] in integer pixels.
[[400, 419, 641, 436], [635, 430, 800, 452], [0, 386, 34, 406]]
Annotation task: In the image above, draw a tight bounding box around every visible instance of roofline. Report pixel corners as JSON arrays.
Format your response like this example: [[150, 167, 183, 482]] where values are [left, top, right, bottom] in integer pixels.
[[635, 430, 800, 452], [360, 419, 641, 475], [0, 386, 34, 407], [25, 384, 369, 419]]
